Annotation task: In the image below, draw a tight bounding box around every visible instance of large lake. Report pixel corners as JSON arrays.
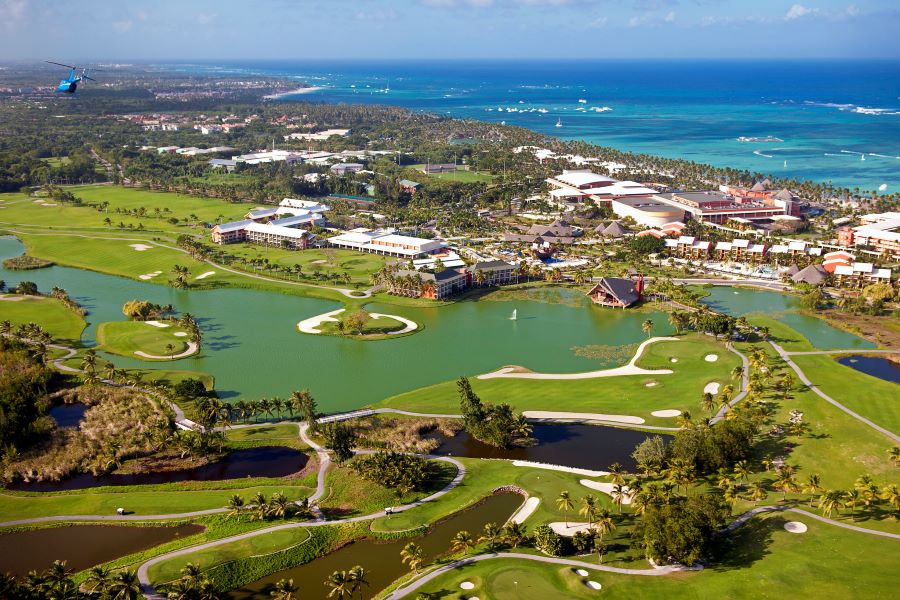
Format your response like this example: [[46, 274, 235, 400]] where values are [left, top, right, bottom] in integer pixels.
[[0, 237, 670, 410]]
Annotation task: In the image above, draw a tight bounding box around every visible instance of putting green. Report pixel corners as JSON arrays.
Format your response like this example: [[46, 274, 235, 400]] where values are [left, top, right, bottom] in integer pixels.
[[97, 321, 191, 360]]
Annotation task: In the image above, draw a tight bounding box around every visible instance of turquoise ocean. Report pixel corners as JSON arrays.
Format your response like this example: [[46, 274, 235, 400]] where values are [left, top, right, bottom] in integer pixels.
[[168, 59, 899, 192]]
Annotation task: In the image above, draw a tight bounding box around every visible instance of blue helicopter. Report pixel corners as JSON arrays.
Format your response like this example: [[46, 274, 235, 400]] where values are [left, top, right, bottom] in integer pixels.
[[45, 61, 96, 94]]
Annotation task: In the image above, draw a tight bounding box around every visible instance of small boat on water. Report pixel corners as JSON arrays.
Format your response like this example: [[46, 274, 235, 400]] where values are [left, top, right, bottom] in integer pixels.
[[556, 118, 562, 128], [510, 309, 517, 321]]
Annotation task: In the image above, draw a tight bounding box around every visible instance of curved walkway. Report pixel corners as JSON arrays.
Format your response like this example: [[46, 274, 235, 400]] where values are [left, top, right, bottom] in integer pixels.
[[134, 341, 199, 360], [478, 337, 679, 380], [386, 503, 900, 599], [135, 453, 466, 598], [710, 343, 750, 425], [385, 552, 688, 600], [770, 341, 899, 443]]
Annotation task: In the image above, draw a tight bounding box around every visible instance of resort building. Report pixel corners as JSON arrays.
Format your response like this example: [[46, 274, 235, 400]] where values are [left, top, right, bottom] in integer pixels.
[[211, 219, 254, 244], [837, 214, 900, 258], [389, 269, 468, 300], [652, 190, 795, 224], [327, 228, 446, 258], [833, 263, 893, 288], [212, 213, 321, 248], [243, 222, 312, 249], [283, 128, 350, 141], [586, 277, 643, 308], [279, 198, 330, 214], [231, 149, 304, 165], [468, 260, 519, 286], [791, 265, 829, 286], [330, 162, 364, 175], [611, 197, 686, 227]]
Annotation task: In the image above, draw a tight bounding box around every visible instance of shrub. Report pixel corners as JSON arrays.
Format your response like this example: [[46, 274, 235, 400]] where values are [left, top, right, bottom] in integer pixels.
[[533, 524, 566, 557]]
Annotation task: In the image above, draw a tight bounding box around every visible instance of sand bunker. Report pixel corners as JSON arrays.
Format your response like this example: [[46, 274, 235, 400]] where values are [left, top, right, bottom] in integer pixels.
[[703, 382, 721, 394], [651, 409, 682, 418], [138, 270, 162, 280], [784, 521, 808, 533], [0, 295, 26, 302], [705, 354, 719, 362], [370, 312, 418, 334], [41, 203, 58, 206], [670, 358, 678, 363], [580, 479, 633, 504], [459, 582, 475, 590], [523, 411, 645, 425], [511, 461, 607, 477], [195, 271, 215, 280], [510, 497, 540, 524], [145, 321, 170, 328], [586, 581, 602, 590], [550, 522, 594, 537], [645, 381, 658, 387], [174, 332, 188, 337], [297, 309, 345, 334], [129, 244, 153, 251], [576, 569, 589, 576]]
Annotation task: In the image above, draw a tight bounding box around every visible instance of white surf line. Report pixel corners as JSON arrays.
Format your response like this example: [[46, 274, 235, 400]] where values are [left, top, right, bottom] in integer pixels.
[[509, 497, 540, 524], [523, 411, 645, 425], [369, 312, 418, 334], [296, 308, 345, 334], [134, 342, 198, 360], [478, 337, 679, 380]]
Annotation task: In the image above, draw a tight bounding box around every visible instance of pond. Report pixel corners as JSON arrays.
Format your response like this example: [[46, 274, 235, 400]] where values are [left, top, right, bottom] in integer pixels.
[[430, 424, 664, 472], [230, 492, 523, 600], [0, 523, 204, 577], [836, 355, 900, 384], [0, 237, 672, 411], [49, 402, 87, 428], [8, 446, 307, 492], [699, 285, 873, 350]]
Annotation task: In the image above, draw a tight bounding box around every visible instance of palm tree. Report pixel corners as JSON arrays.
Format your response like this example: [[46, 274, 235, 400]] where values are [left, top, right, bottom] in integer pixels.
[[348, 566, 369, 599], [880, 484, 900, 512], [502, 522, 527, 548], [400, 542, 424, 573], [227, 494, 245, 517], [699, 392, 716, 414], [478, 522, 503, 552], [731, 365, 744, 381], [843, 488, 862, 521], [324, 570, 353, 599], [611, 484, 628, 513], [85, 565, 111, 593], [641, 319, 654, 338], [579, 494, 597, 528], [732, 460, 750, 484], [607, 462, 625, 485], [774, 471, 797, 501], [165, 343, 176, 358], [44, 560, 73, 592], [889, 446, 900, 466], [818, 490, 844, 518], [748, 481, 768, 504], [802, 474, 822, 507], [270, 578, 299, 600], [105, 569, 142, 600], [449, 530, 474, 555], [593, 508, 616, 545], [81, 348, 98, 373], [556, 490, 574, 527]]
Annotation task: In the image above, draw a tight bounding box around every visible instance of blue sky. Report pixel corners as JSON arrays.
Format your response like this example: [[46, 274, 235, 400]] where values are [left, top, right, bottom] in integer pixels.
[[1, 0, 898, 60]]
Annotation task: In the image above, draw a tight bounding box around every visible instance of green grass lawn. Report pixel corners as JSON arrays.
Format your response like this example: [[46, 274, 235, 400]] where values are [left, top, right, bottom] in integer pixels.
[[410, 165, 495, 183], [378, 336, 740, 426], [317, 313, 406, 338], [411, 512, 900, 599], [147, 527, 313, 584], [97, 320, 191, 360], [0, 295, 86, 344], [218, 246, 386, 288], [791, 353, 900, 435], [224, 424, 302, 445]]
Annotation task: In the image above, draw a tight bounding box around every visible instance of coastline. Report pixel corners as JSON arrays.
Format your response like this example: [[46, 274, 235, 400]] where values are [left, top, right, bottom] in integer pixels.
[[263, 86, 323, 100]]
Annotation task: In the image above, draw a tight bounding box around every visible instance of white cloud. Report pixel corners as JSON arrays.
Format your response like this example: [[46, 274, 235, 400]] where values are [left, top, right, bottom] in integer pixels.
[[0, 0, 26, 29], [629, 10, 676, 27], [845, 4, 859, 17], [112, 19, 133, 33], [197, 12, 217, 25], [785, 4, 819, 20]]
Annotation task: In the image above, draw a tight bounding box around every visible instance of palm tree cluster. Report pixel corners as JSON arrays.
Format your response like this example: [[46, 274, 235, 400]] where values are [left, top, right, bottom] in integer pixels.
[[170, 264, 190, 289], [0, 561, 142, 599], [227, 390, 318, 427], [1, 320, 55, 365], [158, 563, 221, 599], [323, 565, 369, 599], [817, 474, 899, 522], [225, 491, 311, 521], [349, 451, 436, 497]]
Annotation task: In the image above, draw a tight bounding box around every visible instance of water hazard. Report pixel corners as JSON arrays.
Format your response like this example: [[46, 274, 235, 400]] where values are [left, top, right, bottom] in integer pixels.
[[231, 492, 523, 599], [431, 424, 665, 471], [0, 523, 204, 577], [8, 446, 307, 491], [836, 355, 900, 384]]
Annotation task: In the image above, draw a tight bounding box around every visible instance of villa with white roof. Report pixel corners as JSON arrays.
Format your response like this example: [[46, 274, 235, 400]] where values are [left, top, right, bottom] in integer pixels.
[[327, 229, 446, 258]]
